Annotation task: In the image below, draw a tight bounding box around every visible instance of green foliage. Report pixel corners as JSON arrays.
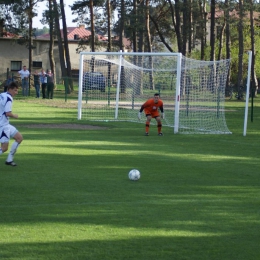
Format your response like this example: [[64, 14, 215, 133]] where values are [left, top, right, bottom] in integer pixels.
[[0, 93, 260, 259], [191, 23, 260, 86], [34, 26, 49, 36]]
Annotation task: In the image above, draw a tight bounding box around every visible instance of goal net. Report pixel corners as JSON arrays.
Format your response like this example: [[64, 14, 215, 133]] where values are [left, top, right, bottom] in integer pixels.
[[78, 52, 231, 134]]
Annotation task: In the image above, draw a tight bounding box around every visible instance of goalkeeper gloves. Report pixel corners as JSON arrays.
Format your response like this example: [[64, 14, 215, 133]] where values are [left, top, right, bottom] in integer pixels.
[[138, 112, 142, 120], [161, 113, 165, 119]]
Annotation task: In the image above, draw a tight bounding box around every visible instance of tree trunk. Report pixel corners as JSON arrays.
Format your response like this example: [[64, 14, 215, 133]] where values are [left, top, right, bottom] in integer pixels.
[[48, 0, 56, 85], [145, 0, 154, 90], [182, 0, 188, 56], [138, 0, 145, 94], [198, 0, 207, 60], [107, 0, 111, 52], [90, 0, 95, 52], [210, 0, 215, 61], [120, 0, 125, 93], [132, 0, 138, 54], [149, 14, 174, 52], [60, 0, 73, 93], [188, 0, 193, 54], [28, 0, 33, 96], [225, 0, 231, 86], [167, 0, 182, 53], [237, 0, 244, 94], [249, 0, 258, 97], [217, 23, 225, 61], [106, 0, 112, 90], [119, 0, 125, 51], [53, 0, 67, 82]]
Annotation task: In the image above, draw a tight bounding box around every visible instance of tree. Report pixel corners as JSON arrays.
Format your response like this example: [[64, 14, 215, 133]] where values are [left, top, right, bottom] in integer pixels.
[[249, 0, 258, 96], [48, 0, 56, 86], [145, 0, 154, 90], [34, 26, 49, 36], [70, 0, 105, 52], [60, 0, 73, 92], [53, 0, 67, 87], [182, 0, 188, 55], [224, 0, 231, 86], [25, 0, 34, 93], [10, 0, 44, 94], [168, 0, 183, 53], [197, 0, 208, 60], [237, 0, 244, 93], [106, 0, 112, 52], [210, 0, 216, 61], [132, 0, 138, 53], [119, 0, 125, 51], [119, 0, 125, 93], [149, 2, 174, 52]]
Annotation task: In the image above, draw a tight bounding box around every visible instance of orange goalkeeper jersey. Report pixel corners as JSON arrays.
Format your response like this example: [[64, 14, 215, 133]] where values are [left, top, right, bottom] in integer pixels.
[[141, 98, 164, 117]]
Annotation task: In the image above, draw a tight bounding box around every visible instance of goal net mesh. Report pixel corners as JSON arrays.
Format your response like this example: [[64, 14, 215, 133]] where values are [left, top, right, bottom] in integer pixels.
[[78, 52, 231, 134]]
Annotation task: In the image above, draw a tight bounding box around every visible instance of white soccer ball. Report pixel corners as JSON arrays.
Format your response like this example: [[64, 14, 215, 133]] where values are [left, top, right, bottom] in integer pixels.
[[128, 169, 141, 181]]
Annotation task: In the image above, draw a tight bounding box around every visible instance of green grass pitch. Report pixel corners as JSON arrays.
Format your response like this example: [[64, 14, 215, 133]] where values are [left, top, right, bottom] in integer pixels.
[[0, 93, 260, 260]]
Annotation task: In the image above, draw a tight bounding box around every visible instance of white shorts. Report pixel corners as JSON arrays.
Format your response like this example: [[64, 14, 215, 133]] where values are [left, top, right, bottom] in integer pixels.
[[0, 124, 18, 143]]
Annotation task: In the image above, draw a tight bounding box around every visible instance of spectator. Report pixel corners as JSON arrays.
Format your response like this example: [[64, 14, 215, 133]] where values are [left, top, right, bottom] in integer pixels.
[[18, 65, 30, 96], [4, 75, 14, 92], [46, 69, 54, 99], [39, 68, 47, 99], [33, 70, 41, 98]]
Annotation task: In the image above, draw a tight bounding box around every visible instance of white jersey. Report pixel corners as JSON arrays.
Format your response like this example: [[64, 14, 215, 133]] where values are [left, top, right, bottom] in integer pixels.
[[0, 92, 13, 127], [18, 69, 30, 79]]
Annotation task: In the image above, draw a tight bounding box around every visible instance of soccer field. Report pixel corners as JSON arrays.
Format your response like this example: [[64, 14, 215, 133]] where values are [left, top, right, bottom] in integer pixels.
[[0, 96, 260, 260]]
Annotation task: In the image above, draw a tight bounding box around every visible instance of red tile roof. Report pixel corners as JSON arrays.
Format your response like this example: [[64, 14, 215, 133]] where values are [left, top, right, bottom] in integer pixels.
[[1, 31, 17, 38], [37, 26, 107, 41], [35, 26, 132, 49], [208, 9, 260, 21], [64, 26, 91, 39]]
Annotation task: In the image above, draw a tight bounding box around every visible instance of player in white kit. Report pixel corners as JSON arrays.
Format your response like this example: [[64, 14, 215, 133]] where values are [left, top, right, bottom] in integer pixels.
[[0, 82, 23, 166]]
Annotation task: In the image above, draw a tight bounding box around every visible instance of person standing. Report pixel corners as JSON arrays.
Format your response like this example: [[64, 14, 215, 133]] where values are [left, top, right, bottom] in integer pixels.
[[18, 65, 30, 96], [33, 70, 41, 98], [138, 93, 164, 136], [39, 69, 47, 99], [4, 75, 14, 92], [46, 69, 54, 99], [0, 82, 23, 166]]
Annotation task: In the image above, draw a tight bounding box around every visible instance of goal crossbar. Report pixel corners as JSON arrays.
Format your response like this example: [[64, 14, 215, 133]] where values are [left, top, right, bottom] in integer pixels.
[[78, 52, 231, 134]]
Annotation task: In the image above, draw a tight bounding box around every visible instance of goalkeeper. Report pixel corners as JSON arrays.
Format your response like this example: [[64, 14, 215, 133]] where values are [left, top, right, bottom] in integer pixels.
[[138, 93, 164, 136]]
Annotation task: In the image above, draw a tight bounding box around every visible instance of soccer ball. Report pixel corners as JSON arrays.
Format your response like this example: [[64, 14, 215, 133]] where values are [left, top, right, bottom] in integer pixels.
[[128, 169, 141, 181]]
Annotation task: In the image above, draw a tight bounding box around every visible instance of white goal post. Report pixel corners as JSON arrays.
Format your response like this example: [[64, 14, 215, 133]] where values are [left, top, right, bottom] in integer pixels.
[[78, 51, 231, 134]]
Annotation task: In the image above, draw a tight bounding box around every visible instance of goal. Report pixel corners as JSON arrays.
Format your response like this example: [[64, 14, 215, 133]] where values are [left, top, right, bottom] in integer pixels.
[[78, 52, 231, 134]]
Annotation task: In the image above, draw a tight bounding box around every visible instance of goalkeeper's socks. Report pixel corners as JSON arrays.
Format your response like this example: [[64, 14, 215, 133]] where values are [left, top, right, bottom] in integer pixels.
[[145, 121, 150, 133], [0, 148, 2, 155], [157, 124, 162, 134]]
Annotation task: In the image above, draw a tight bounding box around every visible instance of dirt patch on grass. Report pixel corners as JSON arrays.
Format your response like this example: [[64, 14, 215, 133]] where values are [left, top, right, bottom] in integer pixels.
[[20, 99, 79, 109], [25, 123, 107, 130]]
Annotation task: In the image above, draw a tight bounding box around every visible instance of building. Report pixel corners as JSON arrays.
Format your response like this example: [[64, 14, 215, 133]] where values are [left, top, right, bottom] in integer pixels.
[[0, 24, 131, 84]]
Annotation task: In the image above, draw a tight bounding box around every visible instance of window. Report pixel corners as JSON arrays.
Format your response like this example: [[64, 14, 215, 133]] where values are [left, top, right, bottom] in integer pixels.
[[33, 61, 42, 68], [11, 61, 22, 71], [71, 69, 79, 79]]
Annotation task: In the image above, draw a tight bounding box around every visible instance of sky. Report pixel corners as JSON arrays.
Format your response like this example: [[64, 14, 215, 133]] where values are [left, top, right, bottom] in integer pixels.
[[33, 0, 78, 28]]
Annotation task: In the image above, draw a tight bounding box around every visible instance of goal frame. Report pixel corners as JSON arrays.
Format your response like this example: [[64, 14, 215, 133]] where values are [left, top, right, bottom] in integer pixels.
[[78, 51, 182, 133]]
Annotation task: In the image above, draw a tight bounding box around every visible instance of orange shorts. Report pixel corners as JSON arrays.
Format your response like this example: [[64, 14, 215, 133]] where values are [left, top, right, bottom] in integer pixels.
[[145, 111, 160, 118]]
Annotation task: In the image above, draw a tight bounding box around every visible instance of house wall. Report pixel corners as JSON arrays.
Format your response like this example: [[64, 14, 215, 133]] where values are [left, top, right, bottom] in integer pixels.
[[0, 37, 107, 84], [33, 40, 58, 71], [0, 38, 56, 82], [0, 38, 29, 80]]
